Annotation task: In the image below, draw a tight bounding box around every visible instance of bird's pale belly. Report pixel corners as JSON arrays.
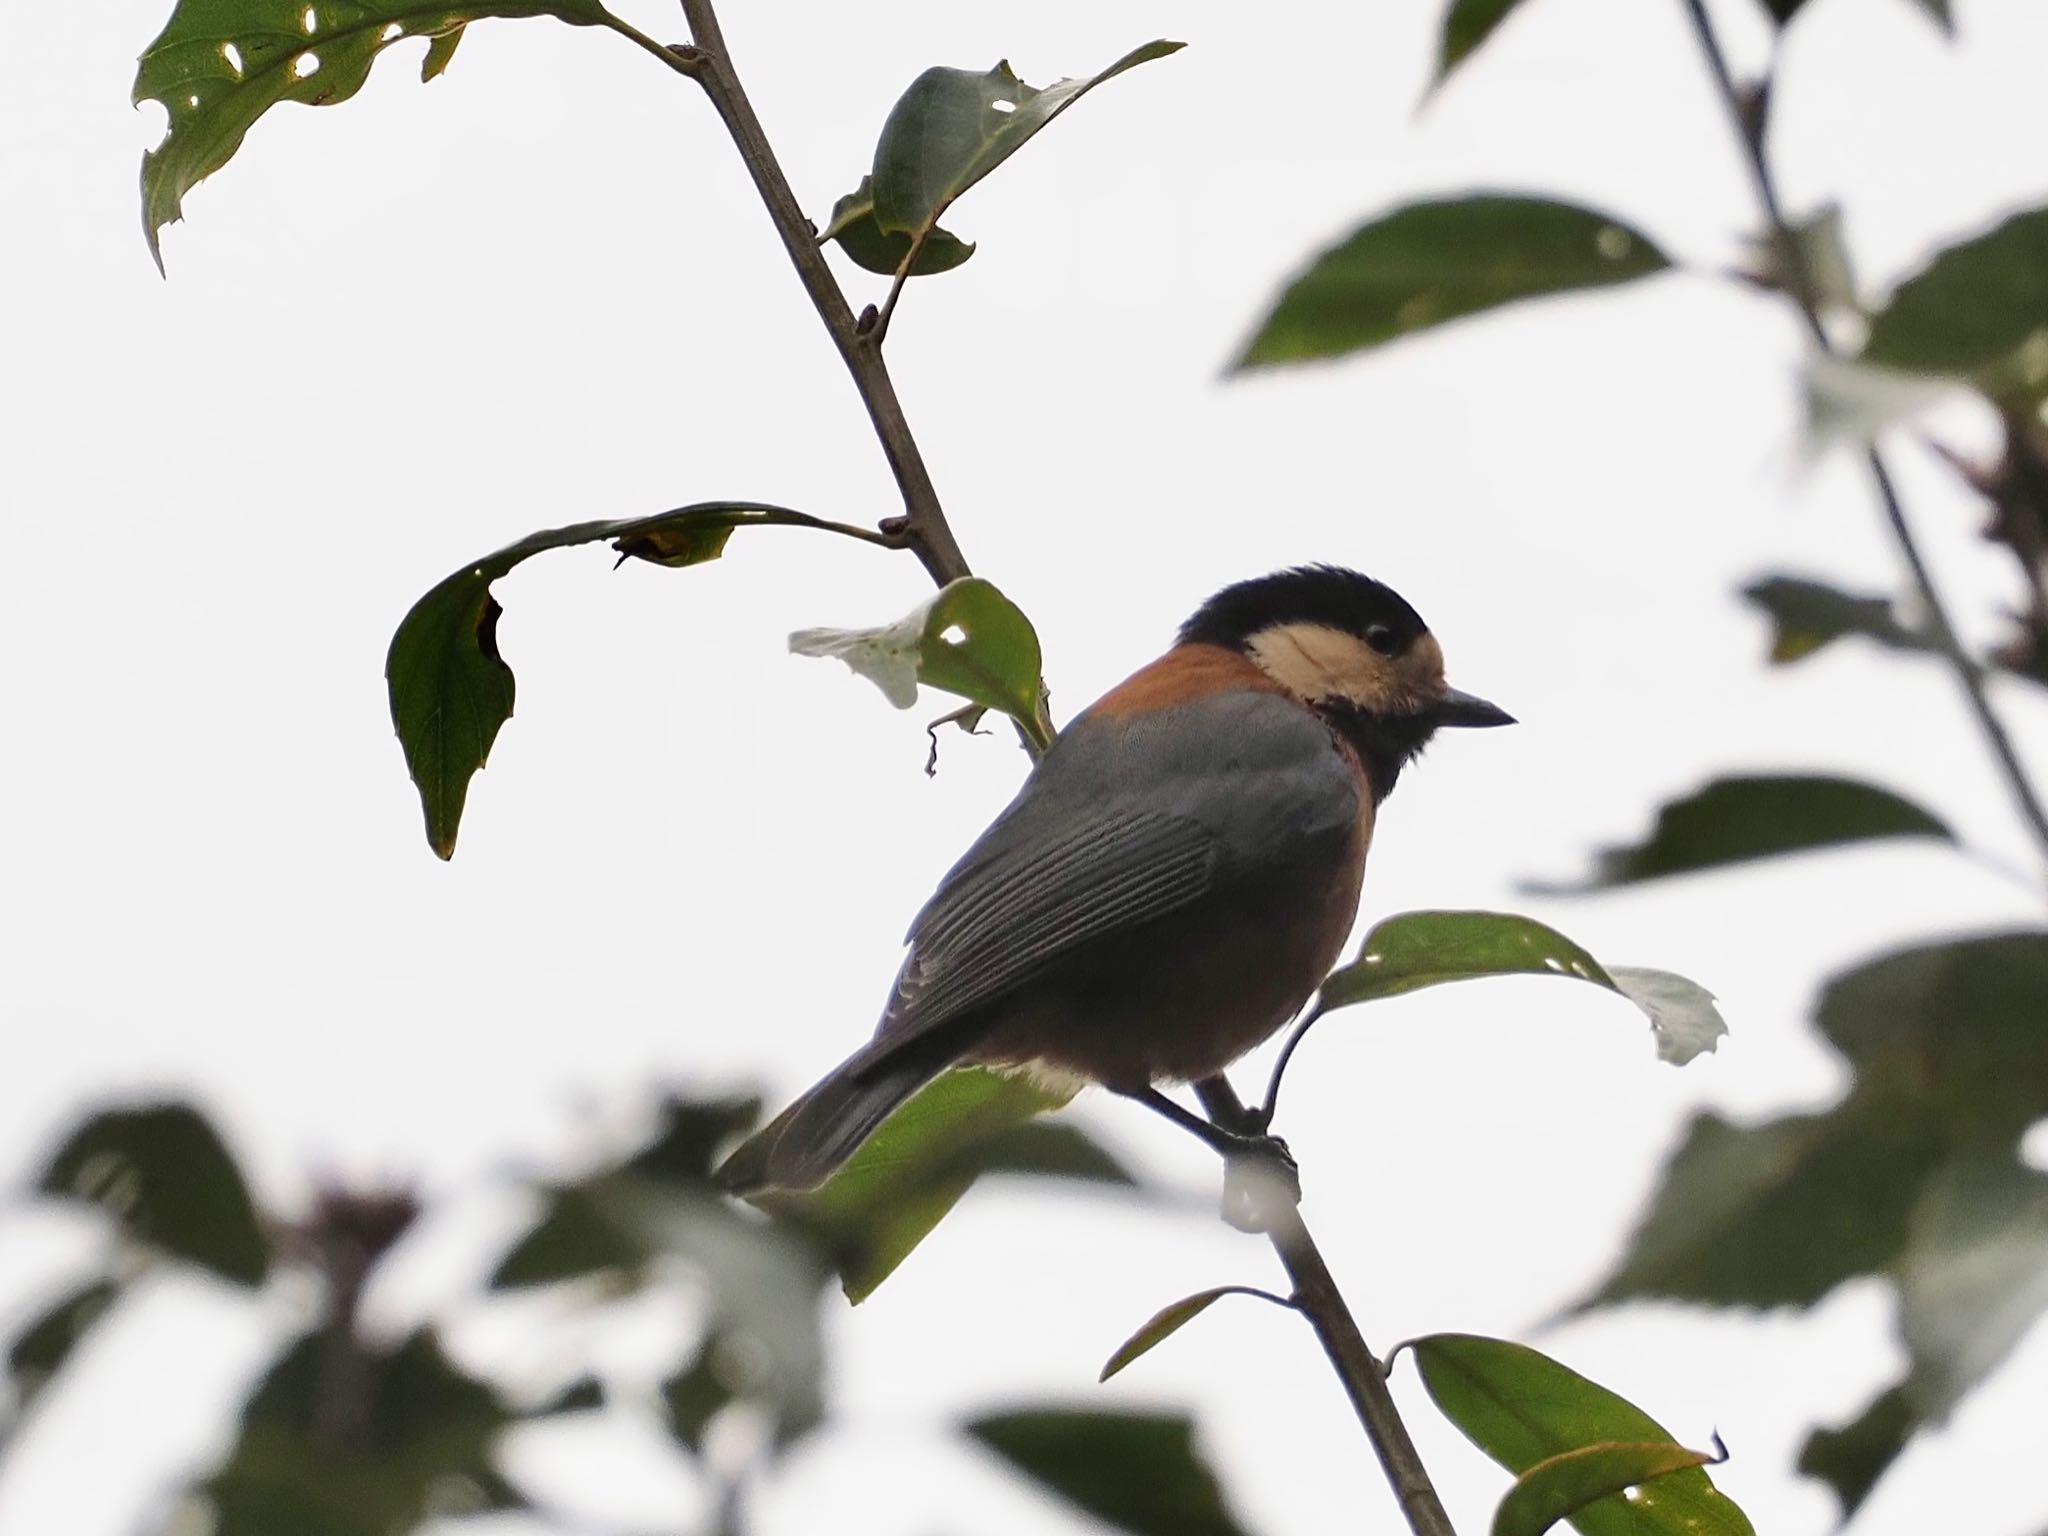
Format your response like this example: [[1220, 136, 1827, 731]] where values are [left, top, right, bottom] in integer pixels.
[[963, 834, 1367, 1090]]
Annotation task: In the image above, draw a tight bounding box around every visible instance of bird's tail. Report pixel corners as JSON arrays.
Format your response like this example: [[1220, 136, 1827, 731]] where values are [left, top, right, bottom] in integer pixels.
[[715, 1037, 951, 1195]]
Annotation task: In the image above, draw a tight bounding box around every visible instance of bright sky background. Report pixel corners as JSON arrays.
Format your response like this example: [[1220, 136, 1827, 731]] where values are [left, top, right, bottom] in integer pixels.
[[6, 1, 2048, 1533]]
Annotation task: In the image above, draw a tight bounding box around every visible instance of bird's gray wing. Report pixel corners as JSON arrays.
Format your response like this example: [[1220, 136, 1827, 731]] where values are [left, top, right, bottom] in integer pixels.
[[877, 690, 1358, 1047]]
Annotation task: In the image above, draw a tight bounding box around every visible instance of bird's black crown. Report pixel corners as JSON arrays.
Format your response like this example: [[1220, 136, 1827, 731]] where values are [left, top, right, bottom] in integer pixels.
[[1177, 564, 1429, 652]]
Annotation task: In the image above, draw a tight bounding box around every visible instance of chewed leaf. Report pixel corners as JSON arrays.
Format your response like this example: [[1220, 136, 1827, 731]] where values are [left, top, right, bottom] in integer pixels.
[[791, 577, 1051, 747], [390, 501, 864, 857], [134, 0, 614, 270], [1319, 910, 1724, 1065], [820, 176, 976, 277], [855, 42, 1182, 265]]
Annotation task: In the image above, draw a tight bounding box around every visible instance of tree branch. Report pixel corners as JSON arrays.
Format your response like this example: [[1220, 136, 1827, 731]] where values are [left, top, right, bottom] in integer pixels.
[[1194, 1077, 1458, 1536], [1679, 0, 2048, 875], [649, 0, 970, 589]]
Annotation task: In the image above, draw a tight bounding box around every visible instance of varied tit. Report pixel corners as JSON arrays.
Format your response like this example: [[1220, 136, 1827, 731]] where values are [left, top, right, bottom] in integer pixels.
[[719, 565, 1511, 1195]]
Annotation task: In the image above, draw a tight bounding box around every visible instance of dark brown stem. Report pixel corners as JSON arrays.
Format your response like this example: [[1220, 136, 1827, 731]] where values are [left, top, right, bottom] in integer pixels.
[[1679, 0, 2048, 874], [1194, 1077, 1457, 1536], [625, 2, 971, 588]]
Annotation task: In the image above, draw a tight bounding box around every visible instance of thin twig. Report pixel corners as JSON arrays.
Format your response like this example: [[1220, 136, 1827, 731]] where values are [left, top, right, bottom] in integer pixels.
[[1194, 1077, 1457, 1536], [1678, 0, 2048, 874], [1258, 1000, 1327, 1127], [659, 0, 971, 589]]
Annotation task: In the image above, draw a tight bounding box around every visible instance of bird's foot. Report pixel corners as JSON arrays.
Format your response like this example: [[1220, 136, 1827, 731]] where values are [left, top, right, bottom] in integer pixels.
[[1220, 1131, 1300, 1234]]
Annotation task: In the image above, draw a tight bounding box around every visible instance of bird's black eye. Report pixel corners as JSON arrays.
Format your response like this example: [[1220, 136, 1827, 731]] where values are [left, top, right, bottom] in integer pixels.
[[1363, 623, 1400, 656]]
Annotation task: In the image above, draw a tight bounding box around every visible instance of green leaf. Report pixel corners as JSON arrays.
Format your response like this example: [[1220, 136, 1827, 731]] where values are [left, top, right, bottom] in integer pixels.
[[966, 1409, 1256, 1536], [532, 1376, 604, 1415], [37, 1104, 267, 1284], [189, 1327, 517, 1536], [1435, 0, 1531, 86], [735, 1068, 1103, 1303], [489, 1184, 648, 1289], [420, 25, 464, 81], [134, 0, 614, 270], [1797, 1383, 1914, 1518], [820, 175, 976, 277], [1548, 775, 1954, 889], [1318, 910, 1726, 1064], [1412, 1335, 1754, 1536], [388, 501, 862, 857], [1099, 1287, 1242, 1382], [1743, 575, 1932, 664], [1494, 1439, 1723, 1536], [1862, 206, 2048, 399], [1234, 197, 1669, 370], [6, 1278, 124, 1415], [863, 42, 1184, 261], [662, 1334, 735, 1454], [790, 577, 1053, 750]]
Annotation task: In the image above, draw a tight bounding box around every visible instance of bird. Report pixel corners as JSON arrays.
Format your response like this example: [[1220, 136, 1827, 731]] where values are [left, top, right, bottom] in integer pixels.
[[718, 565, 1511, 1195]]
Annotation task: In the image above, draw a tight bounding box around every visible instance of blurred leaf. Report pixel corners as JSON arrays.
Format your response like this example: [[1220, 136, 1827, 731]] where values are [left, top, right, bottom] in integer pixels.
[[6, 1278, 123, 1416], [860, 42, 1183, 263], [1412, 1335, 1754, 1536], [1234, 197, 1668, 369], [189, 1327, 518, 1536], [1797, 1383, 1914, 1518], [820, 176, 975, 277], [1099, 1287, 1244, 1382], [966, 1409, 1256, 1536], [1319, 910, 1725, 1064], [490, 1184, 647, 1289], [1494, 1439, 1723, 1536], [134, 0, 612, 270], [625, 1095, 765, 1185], [1743, 575, 1932, 664], [1897, 1158, 2048, 1415], [791, 577, 1053, 749], [1548, 775, 1953, 889], [1759, 0, 1808, 19], [1909, 0, 1954, 34], [389, 501, 859, 857], [1434, 0, 1531, 85], [1862, 206, 2048, 399], [532, 1376, 604, 1416], [1741, 203, 1861, 317], [662, 1334, 735, 1454], [38, 1103, 267, 1284], [744, 1068, 1102, 1303]]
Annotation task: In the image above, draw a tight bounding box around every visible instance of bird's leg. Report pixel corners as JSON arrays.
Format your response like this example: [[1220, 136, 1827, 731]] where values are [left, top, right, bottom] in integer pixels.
[[1117, 1085, 1300, 1233]]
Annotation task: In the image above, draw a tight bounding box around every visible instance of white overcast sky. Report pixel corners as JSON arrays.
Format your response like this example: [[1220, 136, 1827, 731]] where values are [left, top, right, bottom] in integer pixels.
[[6, 1, 2048, 1533]]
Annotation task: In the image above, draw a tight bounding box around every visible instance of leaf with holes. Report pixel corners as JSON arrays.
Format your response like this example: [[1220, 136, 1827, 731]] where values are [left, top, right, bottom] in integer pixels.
[[134, 0, 616, 269], [1234, 197, 1668, 369], [844, 41, 1182, 271], [790, 577, 1052, 749], [37, 1104, 267, 1284], [1862, 206, 2048, 399], [1318, 910, 1725, 1064], [966, 1409, 1255, 1536], [1412, 1334, 1754, 1536], [1544, 776, 1954, 890], [820, 175, 976, 277], [389, 501, 863, 857]]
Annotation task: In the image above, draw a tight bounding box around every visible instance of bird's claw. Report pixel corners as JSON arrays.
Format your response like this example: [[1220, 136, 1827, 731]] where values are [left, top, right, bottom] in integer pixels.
[[1220, 1132, 1300, 1233]]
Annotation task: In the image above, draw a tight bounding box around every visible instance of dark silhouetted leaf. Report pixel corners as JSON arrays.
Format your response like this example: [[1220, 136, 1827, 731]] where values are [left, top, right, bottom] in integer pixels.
[[135, 0, 614, 269], [1863, 206, 2048, 396], [532, 1376, 604, 1416], [855, 42, 1183, 266], [736, 1068, 1095, 1302], [1743, 576, 1931, 664], [791, 577, 1053, 750], [966, 1409, 1256, 1536], [1412, 1335, 1753, 1536], [38, 1104, 267, 1284], [1234, 197, 1668, 369], [1798, 1382, 1913, 1518], [1550, 776, 1953, 889], [389, 501, 860, 857], [1099, 1287, 1252, 1382], [1318, 911, 1726, 1064], [490, 1185, 647, 1289], [6, 1278, 123, 1414], [1435, 0, 1531, 85], [626, 1095, 764, 1186], [1495, 1439, 1723, 1536], [820, 176, 976, 276], [662, 1334, 735, 1454]]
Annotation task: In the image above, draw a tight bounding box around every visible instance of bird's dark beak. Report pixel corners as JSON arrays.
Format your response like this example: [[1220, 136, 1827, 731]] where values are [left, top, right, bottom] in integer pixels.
[[1434, 686, 1515, 728]]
